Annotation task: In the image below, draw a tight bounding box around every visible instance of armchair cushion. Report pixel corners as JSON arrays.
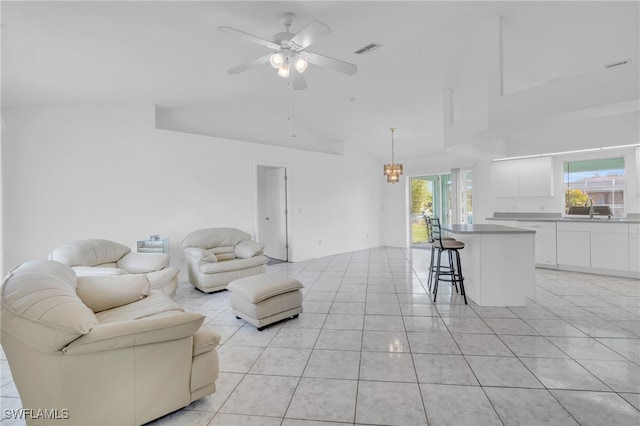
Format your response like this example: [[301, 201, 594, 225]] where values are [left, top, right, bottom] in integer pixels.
[[1, 260, 98, 353], [200, 256, 267, 274], [76, 275, 150, 313], [117, 251, 170, 274], [184, 247, 217, 263], [235, 239, 265, 259], [182, 228, 252, 250], [50, 239, 131, 267]]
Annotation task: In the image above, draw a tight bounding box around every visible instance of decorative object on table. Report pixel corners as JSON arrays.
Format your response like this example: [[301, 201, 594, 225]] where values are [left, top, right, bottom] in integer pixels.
[[49, 238, 179, 297], [137, 237, 170, 254], [383, 127, 403, 183]]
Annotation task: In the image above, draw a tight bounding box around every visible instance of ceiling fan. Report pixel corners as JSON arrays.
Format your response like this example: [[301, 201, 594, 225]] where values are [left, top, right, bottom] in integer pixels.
[[219, 12, 357, 90]]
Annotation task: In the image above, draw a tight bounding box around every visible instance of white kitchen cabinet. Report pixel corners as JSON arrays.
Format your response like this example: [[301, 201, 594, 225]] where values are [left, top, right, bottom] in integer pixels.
[[491, 157, 554, 198], [630, 224, 640, 272], [491, 161, 519, 197], [518, 221, 557, 267], [556, 222, 591, 268], [590, 223, 629, 271]]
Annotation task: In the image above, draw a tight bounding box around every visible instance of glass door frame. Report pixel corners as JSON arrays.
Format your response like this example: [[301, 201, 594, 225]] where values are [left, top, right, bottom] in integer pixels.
[[409, 174, 452, 248]]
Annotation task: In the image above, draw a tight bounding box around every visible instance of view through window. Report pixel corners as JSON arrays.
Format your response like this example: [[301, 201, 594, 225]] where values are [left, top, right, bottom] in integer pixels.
[[564, 157, 625, 217], [410, 174, 452, 246]]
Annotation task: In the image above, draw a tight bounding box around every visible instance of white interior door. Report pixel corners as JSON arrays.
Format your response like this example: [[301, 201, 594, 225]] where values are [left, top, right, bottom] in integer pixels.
[[263, 167, 288, 261]]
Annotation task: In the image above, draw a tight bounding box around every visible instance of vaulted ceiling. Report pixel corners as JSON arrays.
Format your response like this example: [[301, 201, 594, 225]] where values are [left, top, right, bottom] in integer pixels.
[[2, 1, 638, 160]]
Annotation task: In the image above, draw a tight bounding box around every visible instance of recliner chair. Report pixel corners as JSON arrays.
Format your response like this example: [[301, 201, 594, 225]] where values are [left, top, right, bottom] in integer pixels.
[[49, 238, 179, 297]]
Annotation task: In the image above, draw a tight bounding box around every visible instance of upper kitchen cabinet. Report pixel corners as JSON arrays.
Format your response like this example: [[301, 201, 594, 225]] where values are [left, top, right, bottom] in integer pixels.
[[492, 157, 554, 197]]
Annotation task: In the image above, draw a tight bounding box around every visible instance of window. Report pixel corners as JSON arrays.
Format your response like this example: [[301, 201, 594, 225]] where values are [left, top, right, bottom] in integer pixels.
[[564, 157, 625, 217]]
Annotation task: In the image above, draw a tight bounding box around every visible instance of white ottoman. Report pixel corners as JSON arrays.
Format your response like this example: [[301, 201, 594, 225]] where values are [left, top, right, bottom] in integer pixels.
[[228, 273, 304, 330]]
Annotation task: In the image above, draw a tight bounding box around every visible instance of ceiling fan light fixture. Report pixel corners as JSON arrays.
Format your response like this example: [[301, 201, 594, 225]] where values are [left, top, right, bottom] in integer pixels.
[[293, 57, 308, 73], [269, 52, 284, 69], [277, 62, 290, 78]]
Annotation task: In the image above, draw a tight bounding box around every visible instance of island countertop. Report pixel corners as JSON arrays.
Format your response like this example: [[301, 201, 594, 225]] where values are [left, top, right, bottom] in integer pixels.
[[437, 223, 536, 306], [441, 224, 536, 234]]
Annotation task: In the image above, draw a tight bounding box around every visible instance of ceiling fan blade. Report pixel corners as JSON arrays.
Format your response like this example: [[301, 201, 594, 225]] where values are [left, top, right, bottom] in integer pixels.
[[306, 52, 357, 75], [227, 54, 271, 74], [289, 20, 331, 49], [218, 26, 280, 50], [291, 71, 307, 91]]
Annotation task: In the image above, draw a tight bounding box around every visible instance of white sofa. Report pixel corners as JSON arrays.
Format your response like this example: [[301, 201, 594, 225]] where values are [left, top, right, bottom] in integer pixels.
[[1, 260, 220, 426], [182, 228, 268, 293], [49, 239, 179, 298]]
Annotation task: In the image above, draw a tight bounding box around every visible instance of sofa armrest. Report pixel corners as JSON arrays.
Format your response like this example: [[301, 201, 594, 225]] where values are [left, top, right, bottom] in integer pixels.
[[193, 326, 221, 356], [62, 312, 205, 354], [72, 266, 129, 276], [117, 252, 170, 273]]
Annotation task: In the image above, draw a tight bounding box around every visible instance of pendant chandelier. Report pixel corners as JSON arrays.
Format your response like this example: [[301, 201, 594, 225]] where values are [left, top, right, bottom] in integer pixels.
[[383, 128, 403, 183]]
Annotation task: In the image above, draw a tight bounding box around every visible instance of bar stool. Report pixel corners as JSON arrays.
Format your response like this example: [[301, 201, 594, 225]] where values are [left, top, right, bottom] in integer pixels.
[[430, 217, 467, 304], [424, 215, 455, 292]]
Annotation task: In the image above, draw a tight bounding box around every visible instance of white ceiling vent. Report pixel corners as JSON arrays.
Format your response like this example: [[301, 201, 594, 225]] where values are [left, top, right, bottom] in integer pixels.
[[603, 58, 630, 69], [354, 42, 382, 55]]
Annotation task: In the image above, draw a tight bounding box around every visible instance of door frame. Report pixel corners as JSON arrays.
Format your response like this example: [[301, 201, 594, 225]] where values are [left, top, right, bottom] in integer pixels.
[[255, 162, 291, 261]]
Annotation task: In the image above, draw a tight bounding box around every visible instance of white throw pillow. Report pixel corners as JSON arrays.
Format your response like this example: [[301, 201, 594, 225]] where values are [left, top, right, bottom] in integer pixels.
[[76, 275, 150, 313], [235, 240, 264, 259]]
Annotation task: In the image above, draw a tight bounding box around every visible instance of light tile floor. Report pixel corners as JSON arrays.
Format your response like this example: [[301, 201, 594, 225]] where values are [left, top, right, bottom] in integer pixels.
[[1, 247, 639, 425]]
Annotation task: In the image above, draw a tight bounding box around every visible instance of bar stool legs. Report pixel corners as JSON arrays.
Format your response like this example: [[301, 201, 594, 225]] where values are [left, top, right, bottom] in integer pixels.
[[431, 247, 467, 304]]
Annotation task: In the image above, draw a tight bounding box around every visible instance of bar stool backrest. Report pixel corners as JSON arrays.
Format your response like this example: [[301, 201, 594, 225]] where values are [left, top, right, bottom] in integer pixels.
[[431, 217, 444, 245], [423, 215, 433, 242]]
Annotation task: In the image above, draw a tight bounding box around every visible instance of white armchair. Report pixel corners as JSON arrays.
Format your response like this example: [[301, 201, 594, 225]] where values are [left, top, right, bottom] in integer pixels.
[[1, 260, 220, 425], [182, 228, 268, 293], [49, 239, 179, 297]]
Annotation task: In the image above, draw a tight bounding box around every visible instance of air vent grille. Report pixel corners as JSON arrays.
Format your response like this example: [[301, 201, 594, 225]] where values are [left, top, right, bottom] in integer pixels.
[[354, 42, 382, 55], [604, 58, 630, 69]]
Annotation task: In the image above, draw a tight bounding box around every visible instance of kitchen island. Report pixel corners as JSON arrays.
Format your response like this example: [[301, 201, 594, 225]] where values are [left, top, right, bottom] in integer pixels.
[[441, 224, 536, 306]]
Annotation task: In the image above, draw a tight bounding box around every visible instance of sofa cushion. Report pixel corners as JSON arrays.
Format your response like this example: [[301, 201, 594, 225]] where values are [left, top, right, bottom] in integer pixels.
[[216, 253, 237, 261], [1, 260, 98, 353], [95, 291, 185, 324], [235, 240, 265, 259], [49, 239, 131, 267], [209, 246, 235, 255], [117, 251, 170, 273], [182, 228, 252, 250], [184, 247, 217, 263], [199, 256, 267, 274], [76, 275, 150, 313]]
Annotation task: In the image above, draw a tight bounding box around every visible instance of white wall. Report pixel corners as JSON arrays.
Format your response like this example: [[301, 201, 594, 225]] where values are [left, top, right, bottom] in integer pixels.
[[1, 105, 384, 277]]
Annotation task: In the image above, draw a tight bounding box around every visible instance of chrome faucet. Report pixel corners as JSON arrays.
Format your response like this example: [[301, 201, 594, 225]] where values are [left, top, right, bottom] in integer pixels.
[[585, 197, 594, 219]]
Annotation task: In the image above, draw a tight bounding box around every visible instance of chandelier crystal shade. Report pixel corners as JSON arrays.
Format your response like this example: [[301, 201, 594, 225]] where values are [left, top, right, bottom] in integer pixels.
[[383, 128, 403, 183]]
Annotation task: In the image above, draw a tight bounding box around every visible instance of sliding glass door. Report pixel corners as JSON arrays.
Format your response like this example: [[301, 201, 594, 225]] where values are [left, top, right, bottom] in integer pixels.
[[410, 174, 452, 247]]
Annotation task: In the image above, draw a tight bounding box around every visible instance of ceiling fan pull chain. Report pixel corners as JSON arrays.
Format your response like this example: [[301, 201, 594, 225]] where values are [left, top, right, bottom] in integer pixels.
[[288, 80, 296, 138]]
